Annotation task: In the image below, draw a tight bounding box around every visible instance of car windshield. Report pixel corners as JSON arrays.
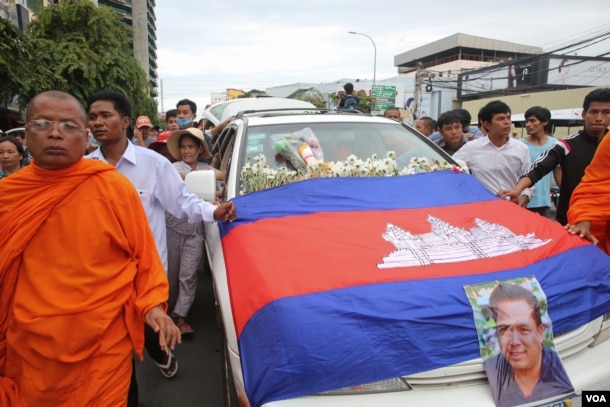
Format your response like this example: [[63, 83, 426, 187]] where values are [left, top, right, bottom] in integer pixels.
[[239, 121, 454, 193]]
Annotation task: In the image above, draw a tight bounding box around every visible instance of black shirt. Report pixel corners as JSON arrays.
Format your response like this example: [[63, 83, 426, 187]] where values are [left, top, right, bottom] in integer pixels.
[[523, 130, 603, 225]]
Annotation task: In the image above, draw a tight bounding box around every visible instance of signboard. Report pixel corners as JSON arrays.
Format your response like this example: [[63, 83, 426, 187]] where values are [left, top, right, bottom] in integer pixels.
[[458, 55, 610, 98], [461, 63, 535, 96], [404, 91, 432, 120], [547, 57, 610, 86], [457, 55, 548, 98], [372, 85, 397, 111]]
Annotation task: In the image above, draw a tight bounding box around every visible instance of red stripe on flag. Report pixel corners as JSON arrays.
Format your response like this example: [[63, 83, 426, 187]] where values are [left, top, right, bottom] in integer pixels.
[[222, 200, 588, 336]]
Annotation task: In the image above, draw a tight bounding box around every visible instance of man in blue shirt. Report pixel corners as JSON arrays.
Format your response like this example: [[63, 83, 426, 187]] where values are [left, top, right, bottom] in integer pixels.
[[519, 106, 557, 218], [483, 283, 574, 407]]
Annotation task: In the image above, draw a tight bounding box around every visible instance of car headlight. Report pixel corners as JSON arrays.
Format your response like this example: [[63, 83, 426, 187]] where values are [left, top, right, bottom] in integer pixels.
[[592, 311, 610, 347], [318, 377, 411, 395]]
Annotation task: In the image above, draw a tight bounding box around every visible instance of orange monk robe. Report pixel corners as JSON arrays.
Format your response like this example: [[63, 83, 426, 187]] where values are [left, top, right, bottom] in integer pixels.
[[568, 131, 610, 254], [0, 159, 169, 407]]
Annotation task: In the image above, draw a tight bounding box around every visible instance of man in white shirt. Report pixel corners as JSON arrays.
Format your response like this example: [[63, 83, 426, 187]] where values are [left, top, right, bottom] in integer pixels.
[[86, 90, 235, 406], [87, 91, 235, 269], [453, 100, 533, 206]]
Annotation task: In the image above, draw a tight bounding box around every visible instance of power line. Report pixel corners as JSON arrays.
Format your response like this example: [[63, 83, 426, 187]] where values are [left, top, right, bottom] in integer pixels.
[[417, 34, 610, 94]]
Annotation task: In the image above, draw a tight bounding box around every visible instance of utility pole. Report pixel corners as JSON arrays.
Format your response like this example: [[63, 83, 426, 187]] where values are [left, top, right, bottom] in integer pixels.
[[412, 62, 423, 121], [348, 31, 376, 86], [160, 78, 164, 114]]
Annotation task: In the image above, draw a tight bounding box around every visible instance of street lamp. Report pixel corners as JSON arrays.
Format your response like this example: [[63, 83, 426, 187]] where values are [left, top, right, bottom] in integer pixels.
[[348, 31, 376, 86]]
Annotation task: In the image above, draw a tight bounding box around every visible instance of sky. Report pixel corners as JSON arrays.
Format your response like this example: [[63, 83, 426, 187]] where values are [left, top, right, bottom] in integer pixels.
[[154, 0, 610, 115]]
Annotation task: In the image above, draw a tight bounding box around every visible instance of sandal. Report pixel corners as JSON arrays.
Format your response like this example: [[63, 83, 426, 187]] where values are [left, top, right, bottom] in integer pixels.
[[156, 351, 178, 378], [179, 323, 194, 336]]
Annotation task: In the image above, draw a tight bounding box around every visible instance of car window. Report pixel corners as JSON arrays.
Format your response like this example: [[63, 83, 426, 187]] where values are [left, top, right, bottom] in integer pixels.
[[244, 122, 448, 167], [238, 121, 453, 195], [217, 126, 237, 201]]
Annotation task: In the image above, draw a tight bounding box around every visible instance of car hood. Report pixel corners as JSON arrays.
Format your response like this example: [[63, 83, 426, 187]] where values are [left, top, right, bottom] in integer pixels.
[[219, 171, 610, 407]]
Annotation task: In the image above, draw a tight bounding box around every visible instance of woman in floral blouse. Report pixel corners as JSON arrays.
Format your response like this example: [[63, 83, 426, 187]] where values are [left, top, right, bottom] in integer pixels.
[[165, 128, 220, 336]]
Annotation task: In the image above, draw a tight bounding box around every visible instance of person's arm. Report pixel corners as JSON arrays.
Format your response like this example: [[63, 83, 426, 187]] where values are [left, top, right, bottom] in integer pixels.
[[566, 221, 598, 245], [157, 159, 235, 223], [210, 116, 233, 140], [498, 143, 563, 200], [567, 134, 610, 243], [145, 305, 181, 350], [526, 142, 565, 185], [553, 166, 562, 188], [516, 147, 534, 207], [497, 176, 533, 201]]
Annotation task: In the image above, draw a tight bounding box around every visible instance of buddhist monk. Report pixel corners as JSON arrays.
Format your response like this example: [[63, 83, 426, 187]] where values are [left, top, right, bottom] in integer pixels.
[[0, 90, 180, 407], [567, 129, 610, 254]]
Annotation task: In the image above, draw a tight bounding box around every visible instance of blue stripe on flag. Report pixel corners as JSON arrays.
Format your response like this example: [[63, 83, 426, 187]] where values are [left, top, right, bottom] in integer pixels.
[[221, 171, 495, 237], [238, 245, 610, 406]]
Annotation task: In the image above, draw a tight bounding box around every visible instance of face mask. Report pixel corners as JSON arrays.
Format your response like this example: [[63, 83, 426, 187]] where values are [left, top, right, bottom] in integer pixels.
[[176, 117, 193, 129]]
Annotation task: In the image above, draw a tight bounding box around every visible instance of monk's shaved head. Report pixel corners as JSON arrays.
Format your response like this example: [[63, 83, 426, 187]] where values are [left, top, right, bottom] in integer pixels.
[[27, 91, 87, 125]]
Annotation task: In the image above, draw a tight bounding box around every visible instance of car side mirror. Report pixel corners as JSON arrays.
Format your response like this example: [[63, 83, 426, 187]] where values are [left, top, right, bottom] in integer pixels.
[[185, 170, 217, 202]]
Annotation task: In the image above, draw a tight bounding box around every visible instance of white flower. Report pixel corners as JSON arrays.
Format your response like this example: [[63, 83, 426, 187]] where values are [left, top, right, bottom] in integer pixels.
[[239, 154, 461, 194]]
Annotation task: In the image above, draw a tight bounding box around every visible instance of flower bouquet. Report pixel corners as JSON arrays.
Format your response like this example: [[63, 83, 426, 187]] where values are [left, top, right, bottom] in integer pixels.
[[270, 128, 324, 171]]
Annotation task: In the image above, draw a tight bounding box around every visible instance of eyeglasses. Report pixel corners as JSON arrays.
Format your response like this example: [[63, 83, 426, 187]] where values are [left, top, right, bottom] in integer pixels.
[[26, 120, 85, 135]]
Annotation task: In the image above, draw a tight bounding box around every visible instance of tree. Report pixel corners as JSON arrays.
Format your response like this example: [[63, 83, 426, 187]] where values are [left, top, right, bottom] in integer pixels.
[[21, 0, 156, 117], [295, 88, 324, 108], [0, 17, 48, 108], [355, 91, 373, 114], [238, 89, 267, 98]]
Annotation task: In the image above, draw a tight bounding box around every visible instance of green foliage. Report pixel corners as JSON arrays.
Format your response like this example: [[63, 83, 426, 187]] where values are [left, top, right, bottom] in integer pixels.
[[355, 91, 373, 114], [0, 17, 47, 108], [295, 87, 324, 108], [3, 0, 157, 118], [238, 89, 266, 98]]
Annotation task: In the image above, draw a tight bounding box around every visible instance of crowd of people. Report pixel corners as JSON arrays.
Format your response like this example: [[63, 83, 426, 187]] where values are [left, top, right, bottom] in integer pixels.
[[383, 87, 610, 251], [0, 86, 609, 405]]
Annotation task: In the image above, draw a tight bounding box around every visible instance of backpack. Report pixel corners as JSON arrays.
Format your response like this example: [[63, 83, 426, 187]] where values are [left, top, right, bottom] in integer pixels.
[[342, 95, 359, 110]]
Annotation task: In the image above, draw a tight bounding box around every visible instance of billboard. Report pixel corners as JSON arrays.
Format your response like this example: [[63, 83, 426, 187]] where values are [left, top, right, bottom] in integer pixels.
[[547, 57, 610, 86], [458, 55, 610, 98], [460, 62, 536, 96]]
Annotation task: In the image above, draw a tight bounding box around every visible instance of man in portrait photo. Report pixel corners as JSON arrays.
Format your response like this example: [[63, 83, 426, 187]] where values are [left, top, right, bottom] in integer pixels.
[[483, 282, 574, 407]]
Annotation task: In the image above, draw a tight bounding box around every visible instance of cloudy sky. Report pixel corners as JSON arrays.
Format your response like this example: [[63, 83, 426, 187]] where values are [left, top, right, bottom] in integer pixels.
[[155, 0, 610, 115]]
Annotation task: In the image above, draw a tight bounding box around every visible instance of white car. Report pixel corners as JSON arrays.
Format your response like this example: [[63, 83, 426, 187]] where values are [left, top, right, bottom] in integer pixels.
[[187, 102, 610, 407], [201, 97, 317, 127]]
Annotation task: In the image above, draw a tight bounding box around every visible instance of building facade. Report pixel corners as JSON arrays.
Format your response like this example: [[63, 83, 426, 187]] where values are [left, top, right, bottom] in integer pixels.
[[97, 0, 158, 91]]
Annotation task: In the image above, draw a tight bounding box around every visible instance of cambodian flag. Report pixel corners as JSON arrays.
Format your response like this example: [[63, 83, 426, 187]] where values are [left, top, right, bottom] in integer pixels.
[[219, 170, 610, 407]]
